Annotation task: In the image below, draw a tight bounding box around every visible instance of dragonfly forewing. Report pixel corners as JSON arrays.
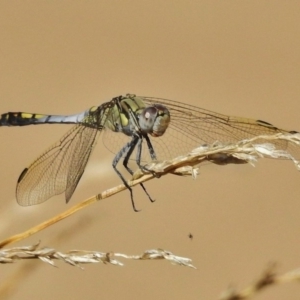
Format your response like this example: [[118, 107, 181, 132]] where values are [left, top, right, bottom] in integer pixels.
[[103, 96, 300, 163]]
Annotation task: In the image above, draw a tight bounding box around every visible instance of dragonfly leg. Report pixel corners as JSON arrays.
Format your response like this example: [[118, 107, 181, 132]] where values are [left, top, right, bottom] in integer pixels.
[[138, 135, 161, 179], [144, 135, 157, 160], [113, 136, 140, 212], [133, 136, 155, 202], [123, 134, 155, 203]]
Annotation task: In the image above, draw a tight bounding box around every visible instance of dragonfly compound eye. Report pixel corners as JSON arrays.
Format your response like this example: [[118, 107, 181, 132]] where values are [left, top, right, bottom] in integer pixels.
[[139, 106, 157, 133], [151, 105, 170, 137], [139, 105, 171, 137], [144, 107, 156, 120]]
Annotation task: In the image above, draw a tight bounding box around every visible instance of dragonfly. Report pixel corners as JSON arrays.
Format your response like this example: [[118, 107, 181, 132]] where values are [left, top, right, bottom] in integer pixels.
[[0, 94, 299, 211]]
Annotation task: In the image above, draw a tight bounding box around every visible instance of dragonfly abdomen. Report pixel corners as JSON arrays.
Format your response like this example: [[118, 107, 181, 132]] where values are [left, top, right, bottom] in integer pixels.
[[0, 112, 85, 126]]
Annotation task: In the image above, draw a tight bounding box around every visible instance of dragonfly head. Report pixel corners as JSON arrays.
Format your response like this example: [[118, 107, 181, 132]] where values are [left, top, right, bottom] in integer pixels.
[[139, 104, 170, 137]]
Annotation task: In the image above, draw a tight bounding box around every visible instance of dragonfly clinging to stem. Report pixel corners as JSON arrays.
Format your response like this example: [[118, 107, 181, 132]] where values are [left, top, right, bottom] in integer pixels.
[[0, 94, 299, 211]]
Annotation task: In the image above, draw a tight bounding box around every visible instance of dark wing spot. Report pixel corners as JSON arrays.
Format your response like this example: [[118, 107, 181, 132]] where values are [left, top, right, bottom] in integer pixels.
[[18, 168, 28, 183], [257, 119, 277, 129]]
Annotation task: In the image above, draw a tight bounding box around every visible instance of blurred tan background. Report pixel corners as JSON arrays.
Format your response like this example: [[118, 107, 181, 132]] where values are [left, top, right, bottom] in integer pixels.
[[1, 1, 300, 299]]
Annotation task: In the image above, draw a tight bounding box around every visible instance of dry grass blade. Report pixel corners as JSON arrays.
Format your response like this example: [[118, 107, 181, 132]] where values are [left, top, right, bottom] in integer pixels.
[[0, 242, 196, 269], [0, 133, 299, 249], [0, 218, 92, 299], [219, 264, 300, 300]]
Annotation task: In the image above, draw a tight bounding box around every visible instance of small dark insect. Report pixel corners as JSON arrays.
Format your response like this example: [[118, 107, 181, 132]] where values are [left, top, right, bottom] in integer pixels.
[[188, 233, 193, 240]]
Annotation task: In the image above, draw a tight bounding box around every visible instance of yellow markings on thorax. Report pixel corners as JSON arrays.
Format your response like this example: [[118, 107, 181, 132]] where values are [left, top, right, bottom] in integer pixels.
[[89, 106, 98, 112], [119, 112, 129, 127]]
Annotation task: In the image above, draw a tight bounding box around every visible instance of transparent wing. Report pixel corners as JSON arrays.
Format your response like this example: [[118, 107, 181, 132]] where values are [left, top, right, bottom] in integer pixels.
[[102, 96, 300, 162], [16, 124, 99, 206]]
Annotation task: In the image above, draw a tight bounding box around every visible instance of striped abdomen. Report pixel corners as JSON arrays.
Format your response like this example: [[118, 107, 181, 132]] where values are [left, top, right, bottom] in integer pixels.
[[0, 111, 88, 126]]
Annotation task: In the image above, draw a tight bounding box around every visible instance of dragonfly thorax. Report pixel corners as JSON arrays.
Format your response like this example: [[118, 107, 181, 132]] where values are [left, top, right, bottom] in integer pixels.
[[138, 104, 170, 137]]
